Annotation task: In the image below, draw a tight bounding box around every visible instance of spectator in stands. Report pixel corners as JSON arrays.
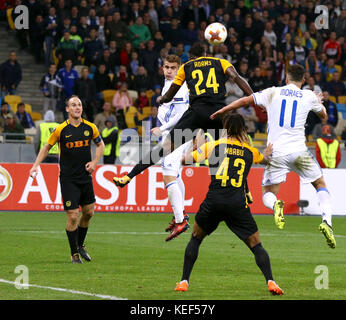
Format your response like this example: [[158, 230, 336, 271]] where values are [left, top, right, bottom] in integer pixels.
[[314, 119, 341, 169], [34, 110, 59, 163], [74, 67, 97, 122], [302, 31, 317, 51], [57, 59, 79, 118], [119, 41, 133, 67], [112, 82, 132, 129], [94, 101, 117, 133], [113, 65, 131, 89], [264, 67, 278, 87], [322, 91, 339, 128], [302, 76, 322, 94], [163, 18, 181, 47], [182, 20, 198, 46], [16, 102, 35, 129], [324, 58, 342, 82], [335, 10, 346, 39], [293, 36, 306, 66], [83, 28, 104, 67], [3, 113, 25, 141], [236, 105, 258, 138], [39, 64, 61, 112], [181, 0, 207, 29], [94, 63, 112, 94], [101, 117, 119, 164], [129, 51, 139, 76], [129, 16, 151, 49], [30, 14, 45, 64], [139, 40, 159, 76], [0, 101, 18, 131], [96, 47, 116, 74], [135, 89, 149, 110], [77, 15, 90, 40], [56, 30, 81, 67], [263, 21, 277, 47], [214, 44, 232, 62], [106, 11, 129, 50], [175, 43, 189, 63], [312, 117, 337, 141], [324, 71, 346, 98], [304, 49, 321, 76], [0, 51, 22, 97], [323, 31, 342, 62], [131, 66, 152, 92], [86, 8, 100, 28], [225, 79, 244, 105], [151, 85, 161, 108]]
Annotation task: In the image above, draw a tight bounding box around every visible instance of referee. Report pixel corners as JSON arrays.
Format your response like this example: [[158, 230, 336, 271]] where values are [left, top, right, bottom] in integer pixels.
[[30, 96, 105, 264], [174, 113, 284, 295]]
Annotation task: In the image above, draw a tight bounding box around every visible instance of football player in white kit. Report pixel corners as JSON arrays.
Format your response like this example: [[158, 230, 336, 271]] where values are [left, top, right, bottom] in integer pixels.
[[211, 64, 336, 249], [150, 54, 191, 241]]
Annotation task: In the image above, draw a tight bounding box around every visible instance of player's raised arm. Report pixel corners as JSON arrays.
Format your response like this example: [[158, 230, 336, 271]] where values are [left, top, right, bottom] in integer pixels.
[[226, 65, 253, 96], [157, 83, 181, 105], [210, 95, 255, 120]]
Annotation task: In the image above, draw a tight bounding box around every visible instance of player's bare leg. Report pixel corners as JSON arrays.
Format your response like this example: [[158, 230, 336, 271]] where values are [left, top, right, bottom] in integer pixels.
[[311, 176, 336, 248], [175, 222, 206, 291], [262, 183, 285, 229], [245, 232, 284, 295], [77, 203, 95, 261], [66, 209, 82, 263]]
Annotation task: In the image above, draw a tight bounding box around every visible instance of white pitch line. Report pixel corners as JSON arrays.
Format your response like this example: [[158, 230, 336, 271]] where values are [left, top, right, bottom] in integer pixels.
[[0, 278, 127, 300], [7, 230, 346, 238]]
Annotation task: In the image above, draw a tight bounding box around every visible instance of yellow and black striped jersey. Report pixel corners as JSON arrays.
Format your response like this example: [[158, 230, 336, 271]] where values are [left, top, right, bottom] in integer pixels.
[[47, 118, 101, 181], [173, 56, 232, 106], [192, 138, 263, 202]]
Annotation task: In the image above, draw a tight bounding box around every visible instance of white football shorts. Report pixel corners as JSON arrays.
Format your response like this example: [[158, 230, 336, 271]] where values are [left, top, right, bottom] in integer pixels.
[[161, 141, 193, 177], [262, 150, 323, 186]]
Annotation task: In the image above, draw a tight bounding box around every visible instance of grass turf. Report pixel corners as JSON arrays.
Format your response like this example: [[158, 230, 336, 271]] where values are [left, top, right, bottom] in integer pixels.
[[0, 212, 345, 300]]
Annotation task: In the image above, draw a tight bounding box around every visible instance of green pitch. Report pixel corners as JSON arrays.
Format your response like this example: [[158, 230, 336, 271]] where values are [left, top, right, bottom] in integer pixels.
[[0, 212, 345, 300]]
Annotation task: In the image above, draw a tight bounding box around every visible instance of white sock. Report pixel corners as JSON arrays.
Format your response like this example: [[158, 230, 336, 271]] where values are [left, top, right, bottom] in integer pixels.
[[316, 188, 333, 226], [176, 174, 185, 208], [262, 192, 277, 211], [166, 181, 184, 223]]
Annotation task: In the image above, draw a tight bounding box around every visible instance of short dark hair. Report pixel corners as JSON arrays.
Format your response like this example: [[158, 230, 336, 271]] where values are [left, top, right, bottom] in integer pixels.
[[17, 102, 25, 108], [189, 42, 205, 59], [287, 64, 305, 82]]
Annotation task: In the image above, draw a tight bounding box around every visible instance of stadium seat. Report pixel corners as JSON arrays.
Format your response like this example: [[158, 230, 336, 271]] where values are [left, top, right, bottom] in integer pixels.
[[52, 49, 59, 66], [128, 90, 138, 101], [137, 106, 152, 121], [146, 90, 155, 106], [31, 112, 42, 121], [102, 89, 117, 104], [4, 95, 22, 110], [24, 127, 37, 143], [329, 96, 337, 103], [254, 132, 267, 140], [6, 8, 15, 30], [334, 111, 345, 136], [338, 96, 346, 104], [124, 106, 138, 129], [11, 103, 32, 114]]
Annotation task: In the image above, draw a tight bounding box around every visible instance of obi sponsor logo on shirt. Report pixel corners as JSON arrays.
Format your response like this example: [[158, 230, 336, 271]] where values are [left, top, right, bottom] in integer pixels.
[[65, 140, 90, 149]]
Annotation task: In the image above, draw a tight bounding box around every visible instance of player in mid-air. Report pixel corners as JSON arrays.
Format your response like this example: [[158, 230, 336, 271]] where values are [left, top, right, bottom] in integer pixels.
[[29, 96, 105, 263], [150, 54, 191, 241], [174, 113, 283, 295], [113, 43, 254, 200], [211, 64, 336, 248]]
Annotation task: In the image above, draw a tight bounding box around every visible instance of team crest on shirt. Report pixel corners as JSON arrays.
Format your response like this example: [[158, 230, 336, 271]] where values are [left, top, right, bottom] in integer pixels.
[[66, 201, 71, 207], [84, 130, 90, 137]]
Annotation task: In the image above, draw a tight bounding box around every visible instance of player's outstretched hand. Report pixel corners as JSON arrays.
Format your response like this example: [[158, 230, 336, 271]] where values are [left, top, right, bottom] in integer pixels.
[[156, 96, 163, 105], [316, 92, 324, 104], [210, 107, 227, 120]]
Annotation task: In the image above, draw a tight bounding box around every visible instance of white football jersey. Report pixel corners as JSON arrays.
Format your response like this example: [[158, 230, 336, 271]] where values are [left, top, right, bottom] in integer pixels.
[[253, 83, 323, 157], [158, 79, 189, 139]]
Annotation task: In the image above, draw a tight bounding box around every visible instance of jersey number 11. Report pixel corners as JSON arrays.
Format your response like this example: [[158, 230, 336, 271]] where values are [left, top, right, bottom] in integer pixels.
[[279, 99, 298, 128]]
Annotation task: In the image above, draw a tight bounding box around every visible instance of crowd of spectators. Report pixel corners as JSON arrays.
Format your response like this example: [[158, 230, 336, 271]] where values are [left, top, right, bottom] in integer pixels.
[[0, 0, 345, 138]]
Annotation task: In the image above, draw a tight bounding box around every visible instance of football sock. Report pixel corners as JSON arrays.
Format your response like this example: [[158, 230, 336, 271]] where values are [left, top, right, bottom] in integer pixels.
[[181, 235, 203, 282], [176, 174, 186, 206], [262, 192, 277, 211], [66, 228, 78, 255], [128, 144, 164, 179], [77, 226, 88, 248], [316, 188, 333, 227], [250, 243, 273, 282], [166, 181, 184, 223]]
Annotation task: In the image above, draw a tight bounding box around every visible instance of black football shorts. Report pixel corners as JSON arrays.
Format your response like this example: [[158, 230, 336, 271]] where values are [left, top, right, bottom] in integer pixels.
[[195, 193, 258, 241], [60, 178, 95, 211]]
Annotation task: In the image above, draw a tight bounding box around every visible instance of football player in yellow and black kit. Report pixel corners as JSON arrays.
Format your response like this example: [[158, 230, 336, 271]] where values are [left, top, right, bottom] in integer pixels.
[[174, 113, 284, 296], [30, 96, 104, 264], [113, 42, 255, 188]]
